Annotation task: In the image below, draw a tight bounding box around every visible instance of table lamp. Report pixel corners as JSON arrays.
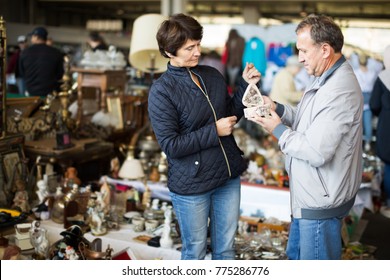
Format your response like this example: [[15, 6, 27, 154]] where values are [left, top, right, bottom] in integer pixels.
[[129, 14, 168, 83], [118, 125, 146, 180], [118, 145, 145, 180]]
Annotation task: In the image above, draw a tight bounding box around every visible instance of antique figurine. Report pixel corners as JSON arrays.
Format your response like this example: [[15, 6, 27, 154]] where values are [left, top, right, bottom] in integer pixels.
[[36, 178, 49, 204], [110, 157, 120, 179], [12, 179, 30, 212], [64, 166, 81, 188], [87, 193, 107, 236], [99, 178, 111, 214], [160, 206, 173, 249], [29, 221, 49, 259]]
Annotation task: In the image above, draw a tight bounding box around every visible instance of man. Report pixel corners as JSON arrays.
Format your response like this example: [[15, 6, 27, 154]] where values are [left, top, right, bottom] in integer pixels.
[[19, 27, 64, 97], [250, 14, 363, 260]]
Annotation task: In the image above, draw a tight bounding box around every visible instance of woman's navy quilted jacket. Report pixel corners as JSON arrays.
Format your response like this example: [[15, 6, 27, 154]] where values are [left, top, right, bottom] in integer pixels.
[[148, 63, 249, 195]]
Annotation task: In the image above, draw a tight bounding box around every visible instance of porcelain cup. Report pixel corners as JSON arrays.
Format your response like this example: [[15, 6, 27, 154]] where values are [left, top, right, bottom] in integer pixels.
[[132, 216, 145, 232]]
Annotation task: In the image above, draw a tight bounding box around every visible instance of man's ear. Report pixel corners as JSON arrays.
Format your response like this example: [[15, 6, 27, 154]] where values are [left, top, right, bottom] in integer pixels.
[[165, 51, 173, 58], [321, 43, 332, 59]]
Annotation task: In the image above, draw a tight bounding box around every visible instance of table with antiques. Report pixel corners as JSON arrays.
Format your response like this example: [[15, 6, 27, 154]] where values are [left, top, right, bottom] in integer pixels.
[[71, 67, 127, 125], [101, 176, 292, 222], [39, 219, 181, 260], [24, 138, 114, 182]]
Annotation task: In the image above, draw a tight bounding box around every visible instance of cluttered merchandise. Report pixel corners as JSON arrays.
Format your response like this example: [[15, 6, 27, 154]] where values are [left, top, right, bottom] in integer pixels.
[[0, 13, 387, 261]]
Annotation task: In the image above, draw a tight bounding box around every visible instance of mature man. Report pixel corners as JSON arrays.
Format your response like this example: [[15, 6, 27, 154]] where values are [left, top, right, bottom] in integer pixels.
[[250, 14, 363, 260], [19, 27, 64, 97]]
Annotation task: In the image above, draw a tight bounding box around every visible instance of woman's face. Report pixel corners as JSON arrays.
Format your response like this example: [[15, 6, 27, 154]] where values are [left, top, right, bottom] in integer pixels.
[[169, 39, 201, 68]]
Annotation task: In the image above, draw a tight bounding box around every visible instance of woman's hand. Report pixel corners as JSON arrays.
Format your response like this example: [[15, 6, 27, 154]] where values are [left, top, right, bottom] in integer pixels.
[[216, 116, 237, 136], [242, 62, 261, 84]]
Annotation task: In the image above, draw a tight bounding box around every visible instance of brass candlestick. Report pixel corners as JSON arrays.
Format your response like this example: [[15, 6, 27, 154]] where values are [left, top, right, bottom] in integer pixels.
[[0, 16, 7, 138]]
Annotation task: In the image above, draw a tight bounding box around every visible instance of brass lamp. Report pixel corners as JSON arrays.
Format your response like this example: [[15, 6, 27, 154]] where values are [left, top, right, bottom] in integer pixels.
[[118, 146, 145, 180], [118, 127, 145, 180], [129, 14, 168, 83]]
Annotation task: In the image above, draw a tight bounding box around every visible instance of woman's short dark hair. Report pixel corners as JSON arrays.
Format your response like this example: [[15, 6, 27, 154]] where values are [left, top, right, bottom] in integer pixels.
[[296, 14, 344, 53], [156, 13, 203, 58]]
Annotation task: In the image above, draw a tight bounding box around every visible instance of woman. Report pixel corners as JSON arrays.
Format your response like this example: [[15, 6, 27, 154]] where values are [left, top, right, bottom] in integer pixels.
[[370, 45, 390, 218], [148, 13, 261, 260]]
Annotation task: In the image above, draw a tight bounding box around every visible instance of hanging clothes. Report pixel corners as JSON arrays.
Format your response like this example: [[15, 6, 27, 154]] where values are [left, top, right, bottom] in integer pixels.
[[242, 37, 267, 77], [267, 42, 294, 67]]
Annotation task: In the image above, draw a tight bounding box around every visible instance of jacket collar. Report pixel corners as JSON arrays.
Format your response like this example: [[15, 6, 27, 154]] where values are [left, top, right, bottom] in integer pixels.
[[306, 55, 346, 91], [317, 55, 346, 87], [167, 62, 200, 77]]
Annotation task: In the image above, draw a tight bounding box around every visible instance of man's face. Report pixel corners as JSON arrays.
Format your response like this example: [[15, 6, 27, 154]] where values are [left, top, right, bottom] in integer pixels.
[[296, 27, 327, 77]]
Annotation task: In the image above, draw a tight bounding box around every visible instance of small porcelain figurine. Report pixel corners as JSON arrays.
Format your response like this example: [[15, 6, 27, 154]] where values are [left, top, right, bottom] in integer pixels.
[[100, 178, 111, 214], [151, 198, 160, 210], [87, 194, 107, 236], [65, 245, 79, 260], [36, 178, 49, 204], [142, 184, 152, 208], [110, 157, 120, 179], [12, 179, 30, 212], [64, 166, 81, 188], [160, 206, 173, 249], [29, 221, 49, 259]]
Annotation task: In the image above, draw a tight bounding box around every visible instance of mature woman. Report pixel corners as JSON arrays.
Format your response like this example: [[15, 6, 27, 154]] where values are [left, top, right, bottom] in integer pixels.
[[148, 13, 261, 260]]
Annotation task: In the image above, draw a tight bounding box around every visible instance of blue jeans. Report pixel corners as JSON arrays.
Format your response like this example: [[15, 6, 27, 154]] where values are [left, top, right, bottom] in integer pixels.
[[170, 177, 241, 260], [286, 217, 342, 260], [363, 109, 372, 143]]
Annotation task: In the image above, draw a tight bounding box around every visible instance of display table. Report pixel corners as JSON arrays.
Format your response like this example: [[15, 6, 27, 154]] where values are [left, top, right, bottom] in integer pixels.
[[102, 176, 375, 223], [40, 219, 181, 260], [24, 138, 114, 182], [71, 67, 127, 124], [101, 176, 292, 222]]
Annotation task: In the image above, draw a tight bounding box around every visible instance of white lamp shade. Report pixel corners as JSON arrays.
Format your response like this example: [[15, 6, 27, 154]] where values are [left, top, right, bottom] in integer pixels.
[[118, 156, 145, 180], [129, 14, 168, 73]]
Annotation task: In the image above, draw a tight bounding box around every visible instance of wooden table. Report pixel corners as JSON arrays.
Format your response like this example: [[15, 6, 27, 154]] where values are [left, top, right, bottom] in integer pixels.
[[71, 68, 127, 125], [24, 138, 114, 182]]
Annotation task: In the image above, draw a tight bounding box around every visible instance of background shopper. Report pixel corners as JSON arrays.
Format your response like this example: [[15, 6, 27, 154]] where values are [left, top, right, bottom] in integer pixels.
[[19, 27, 64, 97], [370, 45, 390, 218]]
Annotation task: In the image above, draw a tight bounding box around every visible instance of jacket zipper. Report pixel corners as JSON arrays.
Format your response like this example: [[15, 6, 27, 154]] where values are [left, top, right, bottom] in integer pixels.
[[316, 168, 330, 197], [189, 69, 232, 177]]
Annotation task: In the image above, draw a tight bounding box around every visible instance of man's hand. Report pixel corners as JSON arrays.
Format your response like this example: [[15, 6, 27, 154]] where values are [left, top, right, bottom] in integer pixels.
[[248, 110, 281, 135], [216, 116, 237, 136], [262, 95, 277, 111]]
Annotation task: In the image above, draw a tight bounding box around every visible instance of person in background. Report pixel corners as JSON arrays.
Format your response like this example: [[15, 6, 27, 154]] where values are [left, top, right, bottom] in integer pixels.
[[370, 45, 390, 219], [199, 50, 225, 78], [148, 13, 261, 260], [354, 53, 378, 152], [269, 55, 304, 106], [46, 37, 54, 46], [223, 29, 246, 92], [249, 14, 363, 260], [19, 27, 64, 97], [6, 35, 28, 95], [87, 31, 108, 52]]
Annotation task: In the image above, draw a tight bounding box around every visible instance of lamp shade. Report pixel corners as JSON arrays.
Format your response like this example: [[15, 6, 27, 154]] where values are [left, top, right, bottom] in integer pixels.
[[129, 14, 168, 73], [118, 150, 145, 180]]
